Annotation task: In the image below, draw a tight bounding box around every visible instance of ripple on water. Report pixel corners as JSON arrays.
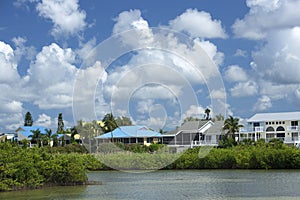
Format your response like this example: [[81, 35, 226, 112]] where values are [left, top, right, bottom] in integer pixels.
[[1, 170, 300, 200]]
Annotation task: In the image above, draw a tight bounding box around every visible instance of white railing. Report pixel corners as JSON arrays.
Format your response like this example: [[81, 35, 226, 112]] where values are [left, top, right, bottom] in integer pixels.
[[191, 140, 218, 146], [255, 126, 264, 132], [287, 126, 299, 131]]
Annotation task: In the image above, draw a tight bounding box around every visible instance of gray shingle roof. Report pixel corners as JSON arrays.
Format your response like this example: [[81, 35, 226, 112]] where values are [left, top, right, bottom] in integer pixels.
[[165, 120, 210, 135], [180, 121, 208, 130], [205, 121, 225, 135]]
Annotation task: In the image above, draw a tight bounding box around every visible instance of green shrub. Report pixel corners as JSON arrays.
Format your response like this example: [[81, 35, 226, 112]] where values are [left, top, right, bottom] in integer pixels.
[[0, 143, 88, 191]]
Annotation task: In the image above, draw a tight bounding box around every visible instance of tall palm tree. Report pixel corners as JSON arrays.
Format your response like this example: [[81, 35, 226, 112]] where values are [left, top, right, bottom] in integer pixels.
[[102, 113, 118, 142], [45, 128, 52, 146], [205, 108, 211, 120], [222, 116, 244, 139]]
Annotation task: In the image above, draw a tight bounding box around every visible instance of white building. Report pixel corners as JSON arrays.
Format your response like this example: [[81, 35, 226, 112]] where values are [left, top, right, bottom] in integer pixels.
[[241, 111, 300, 145]]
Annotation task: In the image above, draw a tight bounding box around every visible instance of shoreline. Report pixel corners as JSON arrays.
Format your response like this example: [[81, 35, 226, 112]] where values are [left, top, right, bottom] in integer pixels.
[[1, 181, 102, 193]]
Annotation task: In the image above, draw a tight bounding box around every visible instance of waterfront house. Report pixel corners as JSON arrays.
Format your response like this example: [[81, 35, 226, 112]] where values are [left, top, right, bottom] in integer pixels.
[[16, 126, 47, 141], [240, 111, 300, 145], [95, 125, 162, 146], [15, 125, 48, 146], [162, 120, 225, 148]]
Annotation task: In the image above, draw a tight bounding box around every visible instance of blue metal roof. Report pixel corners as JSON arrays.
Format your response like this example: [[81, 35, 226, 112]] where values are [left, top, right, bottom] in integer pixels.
[[95, 126, 162, 139], [16, 126, 48, 138]]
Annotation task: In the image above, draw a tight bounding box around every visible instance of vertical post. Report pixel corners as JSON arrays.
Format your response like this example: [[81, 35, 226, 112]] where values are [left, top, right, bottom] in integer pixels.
[[95, 139, 98, 152], [175, 134, 177, 145]]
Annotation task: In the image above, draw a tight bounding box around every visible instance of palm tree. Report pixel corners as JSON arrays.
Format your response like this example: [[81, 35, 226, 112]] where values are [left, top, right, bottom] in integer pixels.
[[30, 129, 41, 147], [51, 133, 58, 147], [222, 116, 244, 139], [102, 113, 118, 142], [70, 126, 78, 144], [205, 108, 211, 120], [45, 128, 52, 146]]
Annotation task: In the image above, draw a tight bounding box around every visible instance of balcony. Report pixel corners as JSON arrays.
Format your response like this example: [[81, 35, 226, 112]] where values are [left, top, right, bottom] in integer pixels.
[[254, 126, 264, 133], [287, 126, 299, 131]]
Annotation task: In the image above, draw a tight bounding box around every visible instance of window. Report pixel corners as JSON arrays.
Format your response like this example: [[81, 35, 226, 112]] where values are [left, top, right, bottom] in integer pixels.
[[279, 121, 281, 124], [283, 121, 285, 124], [138, 138, 144, 144], [291, 121, 298, 126], [206, 135, 212, 142], [276, 126, 285, 132], [254, 122, 260, 127], [266, 127, 275, 132], [146, 138, 153, 143], [266, 133, 275, 138], [276, 133, 285, 138], [272, 122, 275, 125], [276, 121, 278, 125], [266, 122, 268, 125], [292, 132, 298, 137]]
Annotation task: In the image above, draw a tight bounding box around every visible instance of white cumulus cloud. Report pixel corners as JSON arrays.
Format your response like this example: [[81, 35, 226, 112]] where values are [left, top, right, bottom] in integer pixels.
[[253, 95, 272, 111], [224, 65, 248, 82], [27, 43, 77, 109], [233, 0, 300, 39], [169, 9, 227, 39], [230, 81, 258, 97], [252, 27, 300, 84], [36, 0, 87, 38]]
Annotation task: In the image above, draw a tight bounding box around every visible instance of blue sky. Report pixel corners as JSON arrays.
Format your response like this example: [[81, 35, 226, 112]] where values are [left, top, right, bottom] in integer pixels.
[[1, 0, 300, 132]]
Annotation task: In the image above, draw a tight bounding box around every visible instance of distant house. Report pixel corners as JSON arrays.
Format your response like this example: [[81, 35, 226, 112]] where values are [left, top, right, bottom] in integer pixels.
[[0, 133, 6, 142], [16, 126, 47, 141], [162, 120, 225, 147], [241, 111, 300, 145], [95, 122, 226, 150], [57, 133, 81, 145], [95, 125, 162, 146], [4, 133, 15, 141], [15, 126, 47, 146]]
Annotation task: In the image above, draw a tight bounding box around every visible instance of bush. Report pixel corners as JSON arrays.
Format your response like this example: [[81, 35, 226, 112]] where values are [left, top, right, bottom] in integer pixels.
[[0, 143, 88, 191]]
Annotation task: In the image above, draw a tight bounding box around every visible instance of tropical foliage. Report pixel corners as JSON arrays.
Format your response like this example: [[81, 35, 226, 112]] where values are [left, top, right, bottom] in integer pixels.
[[57, 113, 64, 134], [222, 115, 244, 139], [0, 142, 88, 191], [24, 112, 33, 126], [101, 113, 118, 133], [1, 139, 300, 192], [205, 108, 211, 120], [93, 140, 300, 170]]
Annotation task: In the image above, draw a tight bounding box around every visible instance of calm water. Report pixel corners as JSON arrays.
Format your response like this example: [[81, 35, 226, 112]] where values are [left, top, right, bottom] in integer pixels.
[[1, 170, 300, 200]]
